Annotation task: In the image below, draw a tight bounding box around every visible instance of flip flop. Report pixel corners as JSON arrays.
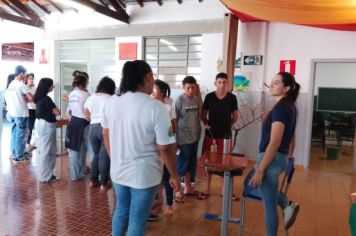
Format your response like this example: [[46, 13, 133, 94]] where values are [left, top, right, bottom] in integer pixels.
[[196, 192, 209, 200], [219, 193, 240, 201], [174, 192, 185, 203]]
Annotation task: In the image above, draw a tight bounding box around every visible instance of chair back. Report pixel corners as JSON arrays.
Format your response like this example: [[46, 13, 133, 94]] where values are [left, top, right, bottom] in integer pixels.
[[280, 157, 295, 195]]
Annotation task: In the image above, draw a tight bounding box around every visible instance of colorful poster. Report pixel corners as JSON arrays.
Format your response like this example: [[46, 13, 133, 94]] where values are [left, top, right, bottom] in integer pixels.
[[234, 74, 250, 92], [2, 42, 34, 62]]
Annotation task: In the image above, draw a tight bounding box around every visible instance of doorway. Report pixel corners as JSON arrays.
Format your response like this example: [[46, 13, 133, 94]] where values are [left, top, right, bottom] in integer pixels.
[[309, 61, 356, 174]]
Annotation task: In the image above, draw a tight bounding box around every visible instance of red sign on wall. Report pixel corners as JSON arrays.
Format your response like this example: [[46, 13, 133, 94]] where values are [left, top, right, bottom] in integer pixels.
[[279, 60, 296, 75], [119, 43, 137, 60]]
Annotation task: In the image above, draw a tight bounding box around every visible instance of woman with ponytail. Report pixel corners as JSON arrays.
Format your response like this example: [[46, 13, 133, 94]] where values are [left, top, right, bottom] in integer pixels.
[[244, 72, 300, 236], [102, 60, 180, 235]]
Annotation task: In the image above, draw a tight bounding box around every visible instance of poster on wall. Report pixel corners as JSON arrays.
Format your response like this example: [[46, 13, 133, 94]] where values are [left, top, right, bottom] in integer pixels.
[[39, 42, 50, 64], [2, 42, 34, 62], [280, 60, 296, 75], [119, 43, 137, 60]]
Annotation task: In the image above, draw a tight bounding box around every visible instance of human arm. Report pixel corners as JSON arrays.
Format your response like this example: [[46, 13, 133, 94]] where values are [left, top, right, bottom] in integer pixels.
[[84, 108, 91, 121], [288, 134, 296, 157], [157, 144, 180, 189], [102, 128, 110, 158], [249, 122, 285, 187], [231, 110, 239, 130]]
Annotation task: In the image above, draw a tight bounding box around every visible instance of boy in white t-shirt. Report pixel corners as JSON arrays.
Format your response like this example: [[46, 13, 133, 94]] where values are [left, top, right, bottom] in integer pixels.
[[4, 65, 33, 162]]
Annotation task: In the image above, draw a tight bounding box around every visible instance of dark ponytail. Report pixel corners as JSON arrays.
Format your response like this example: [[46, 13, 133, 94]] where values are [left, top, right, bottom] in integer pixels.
[[263, 72, 300, 126], [275, 72, 300, 106], [154, 79, 171, 98], [118, 60, 152, 96]]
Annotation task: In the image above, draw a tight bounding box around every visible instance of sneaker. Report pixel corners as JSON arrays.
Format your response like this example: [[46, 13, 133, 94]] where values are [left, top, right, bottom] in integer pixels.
[[147, 214, 159, 222], [283, 202, 300, 230], [12, 157, 30, 163], [40, 175, 59, 183], [50, 175, 59, 182]]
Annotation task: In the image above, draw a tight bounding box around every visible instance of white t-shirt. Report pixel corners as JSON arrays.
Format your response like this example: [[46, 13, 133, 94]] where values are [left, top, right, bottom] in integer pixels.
[[102, 92, 176, 189], [165, 102, 176, 120], [4, 79, 29, 117], [67, 88, 90, 119], [84, 93, 112, 124], [27, 86, 36, 110]]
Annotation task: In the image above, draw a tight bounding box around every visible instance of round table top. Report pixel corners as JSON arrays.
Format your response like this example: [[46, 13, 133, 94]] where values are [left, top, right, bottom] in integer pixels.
[[199, 152, 248, 173]]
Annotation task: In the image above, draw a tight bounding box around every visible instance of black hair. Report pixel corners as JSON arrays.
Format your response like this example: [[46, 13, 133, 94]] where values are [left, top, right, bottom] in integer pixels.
[[118, 60, 152, 96], [72, 70, 88, 78], [276, 72, 300, 105], [154, 79, 171, 98], [26, 73, 34, 79], [72, 73, 88, 89], [182, 76, 197, 85], [96, 76, 116, 95], [34, 78, 53, 103], [263, 72, 300, 126], [6, 74, 15, 89], [24, 73, 34, 85], [216, 72, 228, 80]]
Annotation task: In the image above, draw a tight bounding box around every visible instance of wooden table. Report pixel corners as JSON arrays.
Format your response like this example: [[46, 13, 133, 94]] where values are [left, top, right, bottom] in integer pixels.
[[56, 118, 69, 156], [199, 152, 248, 236]]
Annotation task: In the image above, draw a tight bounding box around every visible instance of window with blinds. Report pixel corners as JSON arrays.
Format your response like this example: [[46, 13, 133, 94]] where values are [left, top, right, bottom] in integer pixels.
[[144, 35, 202, 89]]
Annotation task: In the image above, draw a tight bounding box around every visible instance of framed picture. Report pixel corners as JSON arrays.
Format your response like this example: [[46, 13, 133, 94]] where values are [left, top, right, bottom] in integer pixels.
[[119, 42, 137, 60], [2, 42, 34, 62]]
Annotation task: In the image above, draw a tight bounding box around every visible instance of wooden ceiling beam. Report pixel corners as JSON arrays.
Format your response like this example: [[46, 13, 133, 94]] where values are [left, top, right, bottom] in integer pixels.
[[1, 0, 26, 17], [8, 0, 38, 18], [31, 0, 51, 15], [46, 0, 63, 13], [0, 11, 44, 28], [72, 0, 129, 23], [107, 0, 124, 13], [136, 0, 144, 7]]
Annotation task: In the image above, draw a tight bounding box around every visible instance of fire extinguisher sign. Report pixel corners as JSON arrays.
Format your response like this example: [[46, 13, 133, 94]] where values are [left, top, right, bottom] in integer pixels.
[[279, 60, 296, 75]]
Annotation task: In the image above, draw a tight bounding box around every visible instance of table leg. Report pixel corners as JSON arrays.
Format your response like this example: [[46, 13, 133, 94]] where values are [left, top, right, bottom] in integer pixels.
[[221, 171, 232, 236]]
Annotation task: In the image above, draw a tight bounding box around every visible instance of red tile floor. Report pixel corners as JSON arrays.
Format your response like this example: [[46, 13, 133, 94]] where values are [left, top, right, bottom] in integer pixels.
[[0, 123, 355, 235]]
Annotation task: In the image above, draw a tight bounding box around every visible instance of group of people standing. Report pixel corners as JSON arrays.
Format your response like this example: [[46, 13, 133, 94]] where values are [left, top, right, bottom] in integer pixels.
[[4, 61, 301, 236]]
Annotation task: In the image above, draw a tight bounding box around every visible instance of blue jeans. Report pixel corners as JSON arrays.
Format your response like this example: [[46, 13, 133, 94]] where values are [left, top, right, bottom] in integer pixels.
[[88, 123, 110, 185], [244, 152, 288, 236], [8, 116, 28, 159], [112, 184, 158, 236]]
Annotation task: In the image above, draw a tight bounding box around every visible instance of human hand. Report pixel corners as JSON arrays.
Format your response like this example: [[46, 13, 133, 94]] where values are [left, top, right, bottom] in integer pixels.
[[249, 170, 264, 188], [205, 124, 211, 129], [169, 176, 181, 191]]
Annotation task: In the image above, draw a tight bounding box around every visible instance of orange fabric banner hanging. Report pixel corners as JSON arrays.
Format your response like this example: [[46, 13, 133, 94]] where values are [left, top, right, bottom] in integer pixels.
[[221, 0, 356, 25]]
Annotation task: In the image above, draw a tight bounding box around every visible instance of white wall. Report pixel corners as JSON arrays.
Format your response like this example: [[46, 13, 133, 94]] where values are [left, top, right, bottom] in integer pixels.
[[238, 21, 356, 167], [314, 62, 356, 95]]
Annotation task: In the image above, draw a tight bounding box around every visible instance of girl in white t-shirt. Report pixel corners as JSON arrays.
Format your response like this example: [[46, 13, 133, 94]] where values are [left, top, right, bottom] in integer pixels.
[[25, 73, 37, 150], [151, 79, 179, 217], [84, 77, 116, 190], [65, 72, 90, 181]]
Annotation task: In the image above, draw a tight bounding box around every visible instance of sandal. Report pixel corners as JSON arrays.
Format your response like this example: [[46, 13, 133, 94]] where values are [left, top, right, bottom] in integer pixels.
[[219, 193, 240, 201], [196, 192, 209, 200], [174, 191, 185, 203]]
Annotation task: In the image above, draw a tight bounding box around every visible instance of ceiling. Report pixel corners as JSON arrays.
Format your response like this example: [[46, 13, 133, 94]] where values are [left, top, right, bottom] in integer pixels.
[[0, 0, 197, 28], [221, 0, 356, 31]]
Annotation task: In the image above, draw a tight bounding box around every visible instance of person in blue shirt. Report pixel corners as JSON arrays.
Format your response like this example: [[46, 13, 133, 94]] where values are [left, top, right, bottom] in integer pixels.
[[245, 72, 300, 236]]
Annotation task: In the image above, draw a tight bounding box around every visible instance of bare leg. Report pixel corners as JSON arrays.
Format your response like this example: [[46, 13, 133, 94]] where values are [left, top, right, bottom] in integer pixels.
[[184, 172, 192, 194]]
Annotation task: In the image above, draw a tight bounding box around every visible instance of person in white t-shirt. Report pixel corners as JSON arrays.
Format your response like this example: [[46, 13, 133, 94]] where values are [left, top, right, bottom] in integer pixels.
[[150, 79, 179, 218], [84, 76, 116, 190], [65, 72, 90, 181], [4, 65, 33, 162], [24, 73, 37, 151], [102, 60, 180, 236]]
